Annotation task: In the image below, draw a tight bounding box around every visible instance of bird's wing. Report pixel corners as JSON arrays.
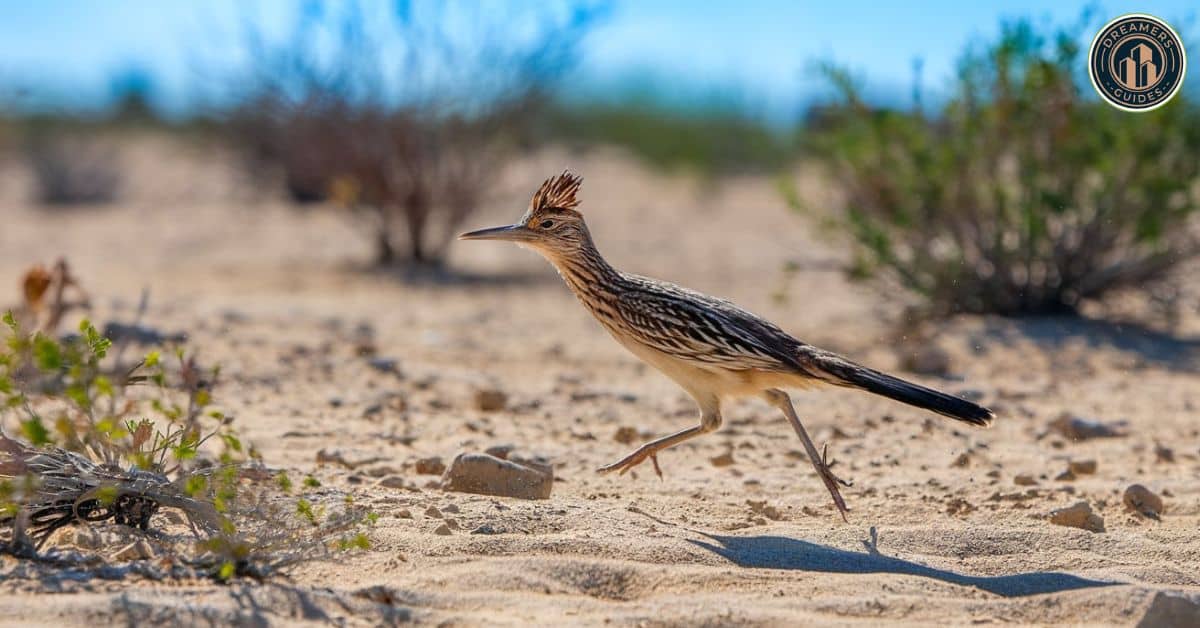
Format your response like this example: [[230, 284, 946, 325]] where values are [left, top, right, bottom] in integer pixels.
[[615, 280, 801, 372]]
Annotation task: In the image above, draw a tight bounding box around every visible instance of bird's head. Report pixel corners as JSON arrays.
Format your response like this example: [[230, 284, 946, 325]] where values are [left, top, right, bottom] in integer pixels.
[[459, 170, 591, 258]]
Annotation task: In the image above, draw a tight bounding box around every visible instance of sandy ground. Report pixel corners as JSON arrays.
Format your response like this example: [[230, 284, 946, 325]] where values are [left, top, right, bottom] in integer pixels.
[[0, 138, 1197, 626]]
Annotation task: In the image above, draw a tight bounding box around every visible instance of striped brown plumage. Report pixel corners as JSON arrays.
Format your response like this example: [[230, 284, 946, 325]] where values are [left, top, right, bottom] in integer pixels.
[[460, 170, 994, 519]]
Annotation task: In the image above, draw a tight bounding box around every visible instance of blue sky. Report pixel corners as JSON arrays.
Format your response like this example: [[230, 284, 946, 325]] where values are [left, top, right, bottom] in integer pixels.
[[0, 0, 1194, 117]]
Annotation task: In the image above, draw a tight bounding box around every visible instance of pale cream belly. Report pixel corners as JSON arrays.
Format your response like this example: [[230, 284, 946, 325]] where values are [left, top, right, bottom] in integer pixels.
[[604, 326, 822, 400]]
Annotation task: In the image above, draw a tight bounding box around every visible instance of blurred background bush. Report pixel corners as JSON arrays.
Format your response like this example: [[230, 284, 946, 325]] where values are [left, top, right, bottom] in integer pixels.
[[0, 1, 1196, 318]]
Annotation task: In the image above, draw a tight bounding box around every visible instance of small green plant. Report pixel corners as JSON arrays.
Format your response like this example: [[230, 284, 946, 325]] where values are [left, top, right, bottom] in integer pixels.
[[0, 310, 371, 579], [801, 18, 1200, 316]]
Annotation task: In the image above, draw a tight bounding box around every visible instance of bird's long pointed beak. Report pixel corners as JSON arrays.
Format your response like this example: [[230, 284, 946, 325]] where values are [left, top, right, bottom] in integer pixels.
[[458, 224, 534, 242]]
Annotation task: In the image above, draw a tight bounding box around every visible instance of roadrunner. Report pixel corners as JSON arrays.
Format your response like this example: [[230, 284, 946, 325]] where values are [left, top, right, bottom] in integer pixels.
[[460, 171, 994, 518]]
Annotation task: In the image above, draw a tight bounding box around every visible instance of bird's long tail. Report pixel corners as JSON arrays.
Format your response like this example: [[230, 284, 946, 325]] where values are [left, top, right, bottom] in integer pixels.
[[805, 352, 994, 427]]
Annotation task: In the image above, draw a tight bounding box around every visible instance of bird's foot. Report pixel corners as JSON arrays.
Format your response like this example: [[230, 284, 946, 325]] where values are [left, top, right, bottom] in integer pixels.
[[813, 442, 851, 521], [597, 448, 664, 479]]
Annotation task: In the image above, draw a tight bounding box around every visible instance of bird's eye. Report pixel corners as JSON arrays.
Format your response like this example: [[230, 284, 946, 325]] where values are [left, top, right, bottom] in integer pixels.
[[539, 219, 555, 229]]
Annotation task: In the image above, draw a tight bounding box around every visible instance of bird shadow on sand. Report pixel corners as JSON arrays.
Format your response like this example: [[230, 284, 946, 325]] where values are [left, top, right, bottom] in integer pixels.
[[689, 529, 1119, 598]]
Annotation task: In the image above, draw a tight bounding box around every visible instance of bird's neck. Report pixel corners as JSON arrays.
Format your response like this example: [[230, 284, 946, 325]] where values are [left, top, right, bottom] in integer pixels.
[[545, 239, 624, 300]]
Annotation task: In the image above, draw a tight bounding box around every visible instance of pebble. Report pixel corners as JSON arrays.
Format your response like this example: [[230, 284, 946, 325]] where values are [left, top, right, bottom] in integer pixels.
[[396, 509, 413, 519], [112, 539, 156, 562], [474, 389, 508, 412], [1068, 459, 1097, 475], [377, 475, 409, 489], [424, 506, 443, 519], [1139, 592, 1200, 627], [441, 452, 553, 500], [613, 426, 638, 445], [414, 456, 446, 475], [1014, 474, 1038, 486], [1048, 501, 1105, 532], [1123, 484, 1164, 520], [710, 452, 735, 467], [1048, 414, 1126, 441], [433, 523, 452, 535]]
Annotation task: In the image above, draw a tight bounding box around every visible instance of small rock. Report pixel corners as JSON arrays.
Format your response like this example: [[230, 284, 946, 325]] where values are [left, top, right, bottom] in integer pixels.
[[362, 403, 384, 418], [951, 452, 971, 468], [484, 444, 515, 459], [442, 503, 460, 514], [746, 500, 783, 521], [1049, 501, 1105, 532], [424, 506, 443, 519], [328, 397, 344, 408], [710, 452, 735, 467], [1137, 592, 1200, 628], [1068, 459, 1097, 475], [112, 539, 156, 562], [316, 449, 385, 469], [377, 475, 409, 489], [441, 452, 553, 499], [1048, 414, 1127, 441], [613, 426, 638, 445], [1123, 484, 1164, 520], [1154, 443, 1175, 463], [396, 509, 413, 519], [1055, 469, 1076, 482], [471, 524, 500, 535], [474, 389, 508, 412], [414, 456, 446, 475], [1014, 474, 1038, 486], [433, 523, 452, 535], [367, 357, 400, 375]]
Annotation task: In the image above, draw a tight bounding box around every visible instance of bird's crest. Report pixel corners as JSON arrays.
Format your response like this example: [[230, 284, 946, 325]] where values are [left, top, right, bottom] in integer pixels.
[[531, 170, 582, 212]]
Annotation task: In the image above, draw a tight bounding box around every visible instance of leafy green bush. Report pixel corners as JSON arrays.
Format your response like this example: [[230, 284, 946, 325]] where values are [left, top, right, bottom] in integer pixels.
[[801, 19, 1200, 315], [0, 312, 372, 579]]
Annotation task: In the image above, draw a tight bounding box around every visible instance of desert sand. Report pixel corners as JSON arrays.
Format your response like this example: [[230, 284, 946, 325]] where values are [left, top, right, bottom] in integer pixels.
[[0, 139, 1196, 626]]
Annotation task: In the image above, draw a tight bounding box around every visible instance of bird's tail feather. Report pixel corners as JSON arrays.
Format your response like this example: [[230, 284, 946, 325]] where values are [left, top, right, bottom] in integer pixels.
[[809, 355, 994, 427]]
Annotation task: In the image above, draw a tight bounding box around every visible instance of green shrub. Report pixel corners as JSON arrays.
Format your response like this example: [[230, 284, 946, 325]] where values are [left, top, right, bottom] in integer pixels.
[[801, 19, 1200, 316], [0, 312, 372, 579]]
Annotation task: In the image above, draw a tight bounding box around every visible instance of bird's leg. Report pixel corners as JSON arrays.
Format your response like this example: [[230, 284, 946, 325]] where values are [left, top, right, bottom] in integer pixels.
[[764, 388, 851, 521], [598, 394, 721, 478]]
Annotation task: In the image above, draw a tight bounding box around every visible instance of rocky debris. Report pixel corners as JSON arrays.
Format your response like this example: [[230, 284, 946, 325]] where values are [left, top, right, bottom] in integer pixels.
[[414, 456, 446, 476], [424, 506, 442, 519], [746, 500, 783, 521], [1155, 442, 1175, 463], [710, 451, 735, 467], [951, 452, 972, 468], [367, 357, 401, 375], [396, 509, 413, 519], [1047, 414, 1127, 441], [1124, 484, 1164, 520], [1014, 474, 1038, 486], [1055, 469, 1076, 482], [1137, 592, 1200, 628], [316, 449, 386, 469], [102, 322, 187, 346], [473, 389, 508, 412], [613, 426, 639, 445], [441, 452, 552, 500], [483, 445, 554, 477], [433, 523, 452, 535], [471, 524, 500, 535], [112, 539, 156, 562], [945, 497, 977, 516], [1068, 459, 1097, 475], [1048, 501, 1105, 532], [377, 475, 409, 489]]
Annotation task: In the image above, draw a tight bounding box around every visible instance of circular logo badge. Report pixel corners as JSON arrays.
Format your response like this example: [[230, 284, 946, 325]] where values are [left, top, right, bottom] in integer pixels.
[[1088, 14, 1187, 112]]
